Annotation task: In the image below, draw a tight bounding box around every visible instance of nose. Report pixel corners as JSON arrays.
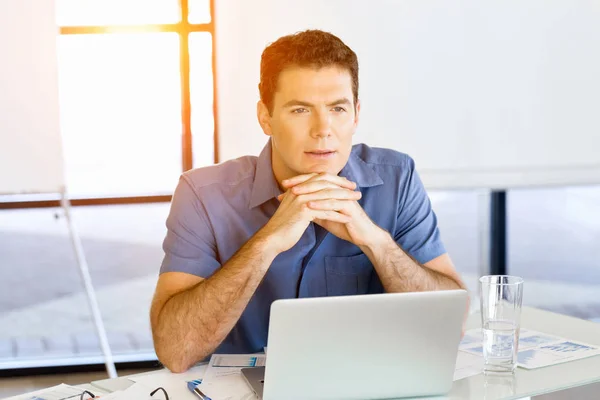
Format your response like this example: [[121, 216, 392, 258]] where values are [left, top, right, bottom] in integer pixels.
[[310, 110, 332, 139]]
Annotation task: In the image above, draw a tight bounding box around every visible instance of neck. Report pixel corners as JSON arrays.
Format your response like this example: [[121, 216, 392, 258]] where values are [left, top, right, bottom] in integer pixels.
[[270, 147, 296, 191]]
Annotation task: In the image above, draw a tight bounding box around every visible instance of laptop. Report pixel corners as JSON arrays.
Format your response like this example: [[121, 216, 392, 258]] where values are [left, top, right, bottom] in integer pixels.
[[241, 289, 468, 400]]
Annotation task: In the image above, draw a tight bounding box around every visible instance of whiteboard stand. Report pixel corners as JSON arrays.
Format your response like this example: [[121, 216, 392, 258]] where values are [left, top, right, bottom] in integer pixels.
[[60, 189, 117, 379], [476, 189, 492, 307]]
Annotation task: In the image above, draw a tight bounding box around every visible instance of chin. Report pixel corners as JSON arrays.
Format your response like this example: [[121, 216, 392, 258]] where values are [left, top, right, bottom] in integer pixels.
[[305, 164, 342, 175]]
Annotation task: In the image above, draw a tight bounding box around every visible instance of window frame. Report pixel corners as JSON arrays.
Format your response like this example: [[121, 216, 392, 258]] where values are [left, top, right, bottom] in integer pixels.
[[0, 0, 217, 209]]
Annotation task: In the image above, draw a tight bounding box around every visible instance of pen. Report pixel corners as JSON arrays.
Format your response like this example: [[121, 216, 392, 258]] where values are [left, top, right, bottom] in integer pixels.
[[187, 380, 212, 400]]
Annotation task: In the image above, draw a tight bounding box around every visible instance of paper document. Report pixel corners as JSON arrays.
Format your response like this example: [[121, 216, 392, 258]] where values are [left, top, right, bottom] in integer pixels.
[[459, 328, 600, 369], [517, 332, 562, 350], [97, 382, 188, 400], [4, 384, 84, 400], [459, 329, 482, 349], [129, 363, 207, 399], [107, 382, 158, 399], [453, 350, 483, 381], [518, 340, 600, 369], [204, 354, 266, 380], [199, 354, 266, 400], [91, 390, 123, 399]]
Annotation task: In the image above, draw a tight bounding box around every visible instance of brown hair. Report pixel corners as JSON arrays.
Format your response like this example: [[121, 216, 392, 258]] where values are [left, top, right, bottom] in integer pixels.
[[259, 29, 359, 115]]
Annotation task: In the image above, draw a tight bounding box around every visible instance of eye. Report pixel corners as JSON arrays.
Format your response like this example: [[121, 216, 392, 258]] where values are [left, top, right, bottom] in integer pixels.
[[292, 108, 308, 114], [332, 106, 346, 113]]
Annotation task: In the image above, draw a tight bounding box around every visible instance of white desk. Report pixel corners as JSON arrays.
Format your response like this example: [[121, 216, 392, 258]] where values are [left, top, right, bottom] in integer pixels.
[[89, 307, 600, 400], [448, 307, 600, 399]]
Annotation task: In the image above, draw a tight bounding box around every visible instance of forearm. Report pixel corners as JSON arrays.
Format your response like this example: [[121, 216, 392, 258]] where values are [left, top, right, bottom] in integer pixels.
[[153, 232, 277, 372], [360, 229, 463, 293]]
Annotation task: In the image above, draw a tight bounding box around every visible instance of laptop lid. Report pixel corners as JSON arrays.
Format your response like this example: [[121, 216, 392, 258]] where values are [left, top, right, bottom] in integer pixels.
[[262, 290, 467, 400]]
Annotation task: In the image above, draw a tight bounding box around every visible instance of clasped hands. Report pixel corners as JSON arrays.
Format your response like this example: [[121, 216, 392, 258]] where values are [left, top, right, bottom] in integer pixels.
[[266, 172, 385, 252]]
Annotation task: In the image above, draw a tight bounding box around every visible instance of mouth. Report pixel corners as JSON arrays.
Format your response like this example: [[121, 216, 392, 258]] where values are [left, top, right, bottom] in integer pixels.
[[305, 150, 337, 158]]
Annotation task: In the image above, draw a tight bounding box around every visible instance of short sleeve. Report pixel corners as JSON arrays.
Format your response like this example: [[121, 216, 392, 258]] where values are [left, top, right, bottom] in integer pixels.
[[160, 175, 221, 277], [394, 157, 446, 264]]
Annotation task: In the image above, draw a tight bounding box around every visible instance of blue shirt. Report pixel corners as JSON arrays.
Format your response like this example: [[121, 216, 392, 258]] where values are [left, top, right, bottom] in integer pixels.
[[160, 139, 446, 354]]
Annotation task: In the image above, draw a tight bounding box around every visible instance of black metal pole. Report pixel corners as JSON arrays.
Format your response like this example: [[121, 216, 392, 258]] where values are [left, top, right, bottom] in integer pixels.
[[490, 191, 507, 275]]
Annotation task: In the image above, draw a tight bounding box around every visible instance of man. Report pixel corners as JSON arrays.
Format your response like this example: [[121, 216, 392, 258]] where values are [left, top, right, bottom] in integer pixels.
[[150, 29, 467, 373]]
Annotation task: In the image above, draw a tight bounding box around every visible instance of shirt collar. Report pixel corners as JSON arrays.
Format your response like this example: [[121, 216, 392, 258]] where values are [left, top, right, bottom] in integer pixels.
[[249, 139, 283, 209], [249, 140, 384, 209], [339, 150, 384, 188]]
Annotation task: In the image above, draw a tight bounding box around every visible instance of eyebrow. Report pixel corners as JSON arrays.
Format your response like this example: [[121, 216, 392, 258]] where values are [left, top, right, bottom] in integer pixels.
[[282, 98, 352, 108]]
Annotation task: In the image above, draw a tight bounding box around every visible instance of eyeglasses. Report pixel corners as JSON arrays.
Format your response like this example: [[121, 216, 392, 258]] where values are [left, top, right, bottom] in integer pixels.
[[150, 387, 170, 400], [79, 386, 170, 400], [79, 391, 95, 400]]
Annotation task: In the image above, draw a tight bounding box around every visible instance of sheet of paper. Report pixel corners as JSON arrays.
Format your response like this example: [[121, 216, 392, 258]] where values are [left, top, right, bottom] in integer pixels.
[[107, 382, 157, 400], [453, 350, 483, 381], [3, 384, 84, 400], [517, 331, 563, 350], [127, 356, 264, 399], [518, 340, 600, 369], [459, 329, 482, 350], [90, 377, 136, 393], [203, 354, 267, 382], [129, 364, 207, 399], [460, 328, 558, 355], [460, 328, 550, 351], [93, 390, 124, 399], [198, 374, 258, 400], [458, 328, 600, 370], [198, 354, 266, 400]]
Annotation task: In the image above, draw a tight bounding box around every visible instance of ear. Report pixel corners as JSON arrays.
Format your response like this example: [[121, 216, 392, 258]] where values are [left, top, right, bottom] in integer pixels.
[[257, 101, 273, 137], [353, 99, 361, 132]]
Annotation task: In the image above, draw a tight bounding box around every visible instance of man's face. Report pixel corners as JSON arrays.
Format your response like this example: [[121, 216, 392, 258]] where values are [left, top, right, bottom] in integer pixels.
[[258, 66, 360, 184]]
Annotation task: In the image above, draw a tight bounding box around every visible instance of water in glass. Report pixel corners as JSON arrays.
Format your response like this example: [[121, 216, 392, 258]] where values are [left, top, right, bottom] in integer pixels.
[[483, 319, 519, 374]]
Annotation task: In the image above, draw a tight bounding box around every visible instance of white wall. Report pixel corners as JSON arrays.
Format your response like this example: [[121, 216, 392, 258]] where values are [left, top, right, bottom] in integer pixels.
[[214, 0, 600, 189], [0, 0, 65, 195]]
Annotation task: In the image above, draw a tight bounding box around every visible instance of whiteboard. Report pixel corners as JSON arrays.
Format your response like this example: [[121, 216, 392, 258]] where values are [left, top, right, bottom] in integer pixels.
[[0, 0, 65, 195], [214, 0, 600, 189]]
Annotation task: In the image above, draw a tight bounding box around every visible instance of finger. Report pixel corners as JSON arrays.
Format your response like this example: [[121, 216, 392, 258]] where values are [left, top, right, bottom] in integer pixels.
[[299, 188, 362, 203], [291, 180, 343, 195], [281, 173, 319, 188], [285, 172, 356, 191], [309, 209, 352, 224], [292, 178, 357, 195], [306, 173, 356, 190], [283, 182, 355, 201], [306, 199, 354, 213], [276, 191, 289, 202]]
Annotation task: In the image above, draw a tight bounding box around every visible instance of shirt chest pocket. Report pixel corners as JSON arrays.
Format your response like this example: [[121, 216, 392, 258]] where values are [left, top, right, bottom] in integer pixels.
[[324, 253, 374, 296]]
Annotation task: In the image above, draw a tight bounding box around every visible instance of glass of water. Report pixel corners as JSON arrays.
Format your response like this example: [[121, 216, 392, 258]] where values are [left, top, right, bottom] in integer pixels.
[[480, 275, 524, 375]]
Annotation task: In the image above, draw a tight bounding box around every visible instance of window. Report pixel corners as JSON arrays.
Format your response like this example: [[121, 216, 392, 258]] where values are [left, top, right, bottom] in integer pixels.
[[56, 0, 215, 198], [57, 33, 183, 197], [56, 0, 181, 26], [0, 0, 215, 370], [508, 186, 600, 321], [189, 32, 215, 168], [430, 187, 600, 323], [188, 0, 212, 23]]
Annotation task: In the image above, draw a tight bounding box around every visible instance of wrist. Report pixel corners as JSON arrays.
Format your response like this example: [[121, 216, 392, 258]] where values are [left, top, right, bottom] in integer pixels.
[[359, 226, 393, 256], [251, 227, 283, 260]]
